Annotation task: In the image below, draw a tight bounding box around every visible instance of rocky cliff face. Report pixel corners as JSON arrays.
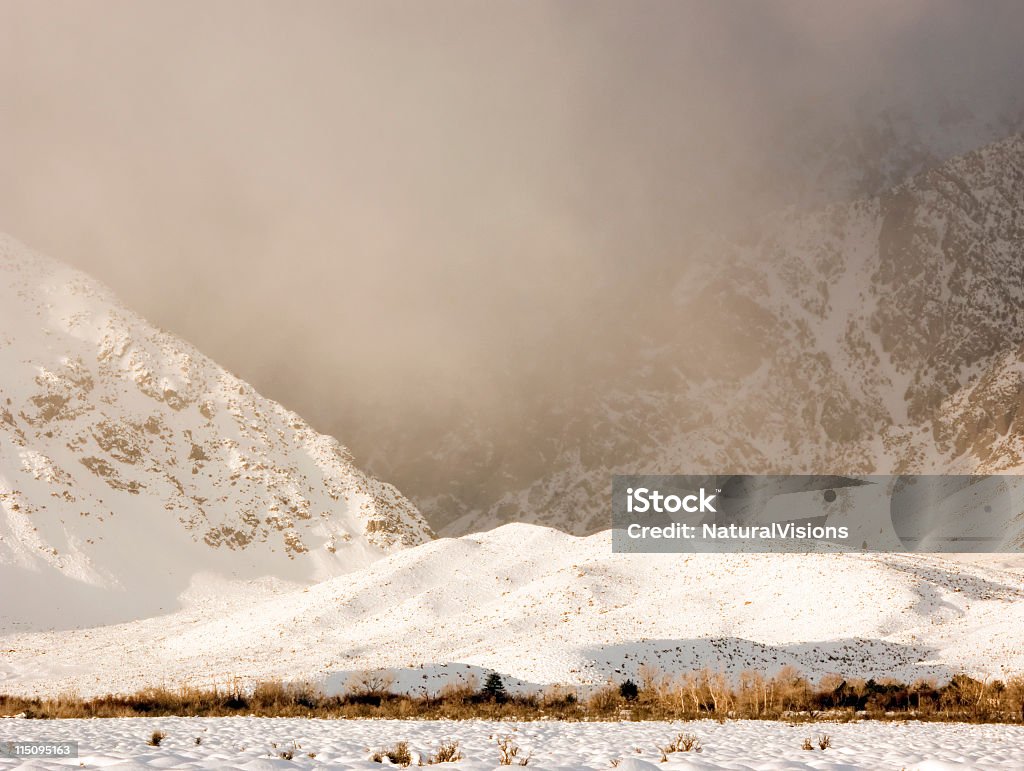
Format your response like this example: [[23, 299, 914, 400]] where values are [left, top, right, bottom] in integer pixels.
[[0, 235, 432, 630]]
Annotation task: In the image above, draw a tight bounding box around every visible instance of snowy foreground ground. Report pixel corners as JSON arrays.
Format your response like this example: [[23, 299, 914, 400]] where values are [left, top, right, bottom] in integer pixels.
[[2, 718, 1023, 770]]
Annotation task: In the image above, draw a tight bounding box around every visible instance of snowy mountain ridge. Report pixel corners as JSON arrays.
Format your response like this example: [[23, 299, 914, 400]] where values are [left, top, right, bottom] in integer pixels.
[[0, 234, 432, 631]]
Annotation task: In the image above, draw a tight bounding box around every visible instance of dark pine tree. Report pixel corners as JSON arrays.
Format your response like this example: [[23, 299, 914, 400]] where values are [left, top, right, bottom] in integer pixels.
[[481, 672, 508, 702], [619, 679, 639, 701]]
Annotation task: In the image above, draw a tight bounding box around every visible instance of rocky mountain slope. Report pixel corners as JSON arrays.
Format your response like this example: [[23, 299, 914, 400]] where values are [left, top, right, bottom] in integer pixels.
[[0, 235, 432, 632], [2, 524, 1022, 697], [391, 133, 1024, 536]]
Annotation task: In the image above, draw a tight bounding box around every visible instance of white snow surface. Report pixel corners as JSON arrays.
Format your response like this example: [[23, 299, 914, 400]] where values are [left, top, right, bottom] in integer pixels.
[[2, 525, 1023, 698], [1, 716, 1022, 770]]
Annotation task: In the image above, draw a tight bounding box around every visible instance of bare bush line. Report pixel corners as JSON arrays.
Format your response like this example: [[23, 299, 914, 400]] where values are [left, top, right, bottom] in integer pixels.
[[2, 667, 1023, 723]]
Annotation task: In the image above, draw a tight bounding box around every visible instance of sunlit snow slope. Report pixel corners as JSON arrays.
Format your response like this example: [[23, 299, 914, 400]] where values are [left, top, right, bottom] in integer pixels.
[[3, 524, 1022, 697]]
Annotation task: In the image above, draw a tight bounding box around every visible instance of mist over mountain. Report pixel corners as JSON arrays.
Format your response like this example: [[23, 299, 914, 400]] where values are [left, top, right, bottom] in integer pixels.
[[4, 3, 1024, 538], [383, 132, 1024, 535]]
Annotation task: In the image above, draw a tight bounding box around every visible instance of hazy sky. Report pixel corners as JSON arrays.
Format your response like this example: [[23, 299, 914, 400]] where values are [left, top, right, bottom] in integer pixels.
[[3, 1, 1023, 470]]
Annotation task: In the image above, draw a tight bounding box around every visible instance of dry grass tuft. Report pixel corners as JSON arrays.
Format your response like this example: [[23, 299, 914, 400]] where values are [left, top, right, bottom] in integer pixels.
[[429, 740, 463, 763], [496, 735, 530, 766], [662, 732, 701, 753], [371, 741, 412, 767]]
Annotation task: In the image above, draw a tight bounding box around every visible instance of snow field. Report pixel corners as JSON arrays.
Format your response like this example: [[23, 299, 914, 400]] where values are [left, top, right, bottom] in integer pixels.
[[3, 717, 1023, 770]]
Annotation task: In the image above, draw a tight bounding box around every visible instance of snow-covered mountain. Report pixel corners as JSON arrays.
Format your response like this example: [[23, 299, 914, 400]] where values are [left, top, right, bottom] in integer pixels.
[[388, 133, 1024, 536], [2, 523, 1022, 697], [2, 175, 1023, 695], [0, 235, 432, 632]]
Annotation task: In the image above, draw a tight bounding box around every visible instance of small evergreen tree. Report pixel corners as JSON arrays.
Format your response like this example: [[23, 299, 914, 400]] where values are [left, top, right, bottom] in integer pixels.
[[619, 679, 639, 701], [482, 672, 508, 702]]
